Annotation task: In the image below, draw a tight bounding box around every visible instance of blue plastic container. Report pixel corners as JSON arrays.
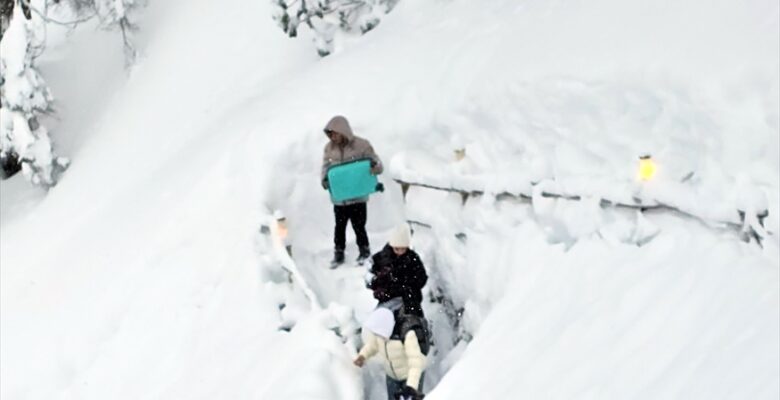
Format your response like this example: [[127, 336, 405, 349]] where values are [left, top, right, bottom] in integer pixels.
[[327, 159, 378, 203]]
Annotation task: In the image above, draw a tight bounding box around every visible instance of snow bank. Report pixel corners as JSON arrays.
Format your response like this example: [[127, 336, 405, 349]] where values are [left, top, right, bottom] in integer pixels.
[[1, 0, 777, 398]]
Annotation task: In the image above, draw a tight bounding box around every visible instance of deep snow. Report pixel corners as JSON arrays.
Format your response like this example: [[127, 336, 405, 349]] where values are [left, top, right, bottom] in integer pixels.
[[1, 0, 778, 399]]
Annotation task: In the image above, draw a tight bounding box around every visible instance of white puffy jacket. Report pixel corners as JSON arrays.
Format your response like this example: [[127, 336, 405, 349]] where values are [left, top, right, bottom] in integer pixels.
[[358, 330, 427, 390]]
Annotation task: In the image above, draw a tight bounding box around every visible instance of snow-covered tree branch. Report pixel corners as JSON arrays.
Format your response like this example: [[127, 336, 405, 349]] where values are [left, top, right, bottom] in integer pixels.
[[1, 4, 67, 186], [0, 0, 145, 186], [271, 0, 400, 56]]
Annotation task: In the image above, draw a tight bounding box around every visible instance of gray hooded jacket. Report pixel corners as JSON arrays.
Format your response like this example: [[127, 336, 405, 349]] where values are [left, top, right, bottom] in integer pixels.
[[321, 116, 383, 205]]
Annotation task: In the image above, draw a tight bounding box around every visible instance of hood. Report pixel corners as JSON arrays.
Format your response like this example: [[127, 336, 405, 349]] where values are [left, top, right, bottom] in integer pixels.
[[324, 115, 355, 141]]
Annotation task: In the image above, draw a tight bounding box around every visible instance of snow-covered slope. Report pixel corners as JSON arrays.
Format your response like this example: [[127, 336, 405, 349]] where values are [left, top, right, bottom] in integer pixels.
[[1, 0, 778, 399]]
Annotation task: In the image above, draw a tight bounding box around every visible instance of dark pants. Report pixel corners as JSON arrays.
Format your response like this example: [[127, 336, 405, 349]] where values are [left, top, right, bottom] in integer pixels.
[[386, 374, 424, 400], [333, 202, 369, 251]]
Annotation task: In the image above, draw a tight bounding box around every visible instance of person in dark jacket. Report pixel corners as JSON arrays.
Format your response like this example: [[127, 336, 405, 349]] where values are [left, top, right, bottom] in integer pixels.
[[368, 224, 428, 316]]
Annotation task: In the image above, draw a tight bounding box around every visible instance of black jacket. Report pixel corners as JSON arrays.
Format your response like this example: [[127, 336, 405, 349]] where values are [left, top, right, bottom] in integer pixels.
[[369, 244, 428, 315]]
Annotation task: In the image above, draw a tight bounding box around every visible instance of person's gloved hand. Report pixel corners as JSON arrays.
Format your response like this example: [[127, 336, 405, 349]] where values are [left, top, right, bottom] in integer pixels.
[[353, 355, 366, 367], [370, 160, 381, 175], [321, 178, 329, 190], [375, 182, 385, 192], [395, 385, 422, 400], [372, 287, 391, 302]]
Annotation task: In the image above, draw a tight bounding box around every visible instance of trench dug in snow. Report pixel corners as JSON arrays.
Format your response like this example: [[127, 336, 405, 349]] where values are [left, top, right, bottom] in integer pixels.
[[252, 123, 778, 399], [253, 141, 470, 399]]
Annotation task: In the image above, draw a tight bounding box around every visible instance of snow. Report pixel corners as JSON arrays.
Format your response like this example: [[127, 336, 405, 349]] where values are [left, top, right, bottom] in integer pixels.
[[424, 218, 779, 399], [1, 0, 778, 399], [0, 6, 64, 186]]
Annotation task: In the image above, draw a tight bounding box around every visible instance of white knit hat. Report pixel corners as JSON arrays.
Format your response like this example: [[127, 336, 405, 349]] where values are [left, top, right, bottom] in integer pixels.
[[363, 307, 395, 339], [388, 224, 411, 248]]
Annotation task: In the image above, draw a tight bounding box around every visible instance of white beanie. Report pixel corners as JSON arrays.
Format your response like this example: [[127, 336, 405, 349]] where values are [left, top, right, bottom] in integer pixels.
[[388, 224, 411, 248], [364, 307, 395, 339]]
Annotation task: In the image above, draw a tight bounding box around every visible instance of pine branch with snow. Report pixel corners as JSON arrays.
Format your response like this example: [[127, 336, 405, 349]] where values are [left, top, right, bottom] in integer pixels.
[[1, 0, 147, 186], [57, 0, 145, 65], [0, 5, 67, 187], [272, 0, 400, 56]]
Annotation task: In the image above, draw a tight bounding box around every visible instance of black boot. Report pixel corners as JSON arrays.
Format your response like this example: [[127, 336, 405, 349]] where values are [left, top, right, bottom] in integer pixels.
[[356, 246, 371, 265], [330, 249, 345, 269]]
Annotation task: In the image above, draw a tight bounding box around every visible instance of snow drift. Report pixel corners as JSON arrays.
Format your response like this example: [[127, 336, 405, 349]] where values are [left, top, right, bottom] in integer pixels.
[[1, 0, 778, 399]]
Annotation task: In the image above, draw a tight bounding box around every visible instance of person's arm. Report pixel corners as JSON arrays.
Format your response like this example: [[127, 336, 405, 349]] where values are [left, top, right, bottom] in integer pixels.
[[403, 330, 427, 390], [365, 143, 383, 175], [321, 146, 331, 189], [368, 253, 381, 274], [354, 331, 379, 366], [404, 255, 428, 290]]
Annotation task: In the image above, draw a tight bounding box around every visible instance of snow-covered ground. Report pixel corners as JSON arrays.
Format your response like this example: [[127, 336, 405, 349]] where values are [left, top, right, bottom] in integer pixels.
[[1, 0, 778, 399]]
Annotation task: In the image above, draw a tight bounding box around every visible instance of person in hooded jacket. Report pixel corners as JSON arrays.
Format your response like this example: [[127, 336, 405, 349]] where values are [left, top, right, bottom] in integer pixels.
[[354, 306, 428, 400], [321, 115, 383, 267], [368, 224, 428, 317]]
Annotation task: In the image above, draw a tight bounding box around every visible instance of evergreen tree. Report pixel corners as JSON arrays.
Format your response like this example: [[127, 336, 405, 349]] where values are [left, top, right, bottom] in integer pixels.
[[0, 0, 144, 186], [0, 4, 67, 186], [272, 0, 400, 56]]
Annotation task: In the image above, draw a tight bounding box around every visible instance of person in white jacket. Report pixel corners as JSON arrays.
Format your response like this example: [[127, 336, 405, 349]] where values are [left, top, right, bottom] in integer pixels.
[[353, 306, 427, 400]]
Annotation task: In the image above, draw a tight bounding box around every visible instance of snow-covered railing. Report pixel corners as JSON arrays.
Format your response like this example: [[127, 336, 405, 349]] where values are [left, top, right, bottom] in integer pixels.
[[258, 209, 361, 341], [390, 153, 770, 246], [260, 211, 322, 312]]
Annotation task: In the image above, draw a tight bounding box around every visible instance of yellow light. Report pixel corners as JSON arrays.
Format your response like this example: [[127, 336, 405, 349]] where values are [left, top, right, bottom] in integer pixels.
[[638, 155, 657, 181]]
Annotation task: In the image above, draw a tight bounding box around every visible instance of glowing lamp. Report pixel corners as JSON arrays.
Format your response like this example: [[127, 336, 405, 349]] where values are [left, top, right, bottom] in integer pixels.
[[638, 155, 657, 181], [276, 218, 289, 240], [277, 222, 288, 240], [274, 210, 289, 240]]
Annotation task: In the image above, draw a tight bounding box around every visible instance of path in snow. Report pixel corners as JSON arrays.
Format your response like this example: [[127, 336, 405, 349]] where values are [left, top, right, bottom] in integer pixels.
[[256, 139, 466, 399]]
